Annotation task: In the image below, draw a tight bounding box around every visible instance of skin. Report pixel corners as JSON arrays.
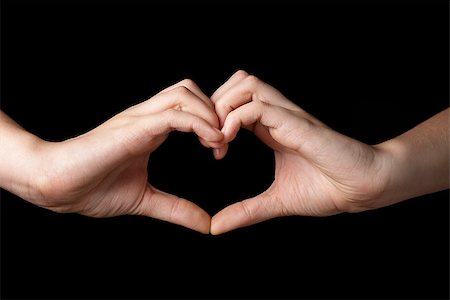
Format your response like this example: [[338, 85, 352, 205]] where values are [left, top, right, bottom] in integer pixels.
[[210, 70, 449, 235], [1, 71, 448, 235], [0, 79, 222, 234]]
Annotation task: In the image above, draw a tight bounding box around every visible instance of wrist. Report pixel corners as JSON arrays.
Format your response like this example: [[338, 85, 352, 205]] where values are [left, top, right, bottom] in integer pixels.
[[337, 143, 396, 213], [0, 132, 48, 202], [30, 140, 59, 203], [371, 139, 409, 209]]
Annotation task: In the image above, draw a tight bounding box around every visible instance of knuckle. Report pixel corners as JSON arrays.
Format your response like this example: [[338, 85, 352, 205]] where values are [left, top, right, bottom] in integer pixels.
[[172, 85, 191, 98], [245, 75, 261, 88], [173, 102, 183, 111], [215, 99, 230, 112], [234, 69, 250, 80], [180, 78, 196, 89], [225, 110, 237, 124], [224, 106, 239, 122]]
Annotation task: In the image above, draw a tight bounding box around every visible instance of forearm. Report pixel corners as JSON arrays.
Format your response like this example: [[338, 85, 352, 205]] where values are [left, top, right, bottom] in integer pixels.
[[0, 111, 45, 201], [376, 108, 449, 206]]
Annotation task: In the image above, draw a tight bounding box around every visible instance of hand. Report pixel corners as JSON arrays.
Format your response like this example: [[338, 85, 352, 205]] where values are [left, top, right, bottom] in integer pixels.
[[14, 80, 222, 233], [210, 71, 392, 234], [2, 72, 447, 235]]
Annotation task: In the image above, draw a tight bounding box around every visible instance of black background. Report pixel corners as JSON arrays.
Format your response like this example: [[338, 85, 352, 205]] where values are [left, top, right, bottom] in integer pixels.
[[1, 1, 449, 299]]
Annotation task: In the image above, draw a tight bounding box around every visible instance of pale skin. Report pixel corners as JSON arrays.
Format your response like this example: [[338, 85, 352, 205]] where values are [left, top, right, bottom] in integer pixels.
[[0, 79, 223, 234], [210, 70, 449, 234], [0, 71, 448, 235]]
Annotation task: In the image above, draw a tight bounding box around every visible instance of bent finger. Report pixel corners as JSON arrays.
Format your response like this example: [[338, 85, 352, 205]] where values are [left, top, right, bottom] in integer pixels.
[[220, 101, 266, 143], [211, 70, 250, 104], [197, 137, 228, 160], [214, 74, 304, 126], [212, 143, 228, 160], [221, 101, 311, 149], [136, 86, 220, 128], [158, 78, 214, 110], [198, 136, 225, 149], [140, 110, 223, 143]]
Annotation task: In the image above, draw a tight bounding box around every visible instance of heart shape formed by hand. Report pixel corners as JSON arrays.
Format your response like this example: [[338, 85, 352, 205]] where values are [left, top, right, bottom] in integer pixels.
[[148, 130, 275, 224], [143, 70, 377, 235], [35, 70, 381, 236]]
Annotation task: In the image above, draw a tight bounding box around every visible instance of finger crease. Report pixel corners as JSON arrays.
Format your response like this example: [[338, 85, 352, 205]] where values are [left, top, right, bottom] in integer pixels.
[[169, 198, 181, 221], [240, 201, 254, 222]]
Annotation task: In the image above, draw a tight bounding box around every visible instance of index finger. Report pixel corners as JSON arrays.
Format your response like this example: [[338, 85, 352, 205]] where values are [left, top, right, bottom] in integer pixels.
[[159, 78, 214, 110], [210, 70, 250, 103]]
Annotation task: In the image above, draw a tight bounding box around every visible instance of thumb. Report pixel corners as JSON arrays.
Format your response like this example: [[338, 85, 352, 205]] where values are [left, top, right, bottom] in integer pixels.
[[136, 185, 211, 234], [210, 189, 284, 235]]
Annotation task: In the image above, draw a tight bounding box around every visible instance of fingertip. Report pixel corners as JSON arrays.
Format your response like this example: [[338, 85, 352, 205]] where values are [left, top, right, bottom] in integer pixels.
[[210, 206, 237, 235], [185, 208, 211, 234], [213, 145, 228, 160], [210, 215, 225, 235], [205, 126, 224, 143], [197, 216, 211, 234], [213, 148, 221, 160], [220, 144, 229, 159], [210, 226, 220, 235]]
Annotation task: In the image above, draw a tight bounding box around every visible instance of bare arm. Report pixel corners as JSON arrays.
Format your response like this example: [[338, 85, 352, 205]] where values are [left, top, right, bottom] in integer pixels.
[[375, 108, 449, 208], [210, 70, 449, 234], [0, 79, 222, 234], [0, 111, 44, 201]]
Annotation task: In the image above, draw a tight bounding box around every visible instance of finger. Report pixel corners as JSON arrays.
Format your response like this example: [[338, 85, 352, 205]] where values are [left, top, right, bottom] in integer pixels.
[[117, 111, 223, 156], [214, 74, 304, 127], [121, 109, 222, 155], [222, 100, 327, 156], [212, 143, 228, 160], [210, 70, 251, 159], [210, 191, 283, 235], [221, 100, 296, 143], [210, 71, 251, 160], [140, 109, 223, 143], [210, 70, 250, 103], [212, 101, 266, 160], [220, 101, 265, 143], [137, 186, 211, 234], [213, 74, 266, 126], [158, 78, 214, 110], [198, 137, 227, 160], [198, 136, 224, 149], [136, 86, 220, 128]]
